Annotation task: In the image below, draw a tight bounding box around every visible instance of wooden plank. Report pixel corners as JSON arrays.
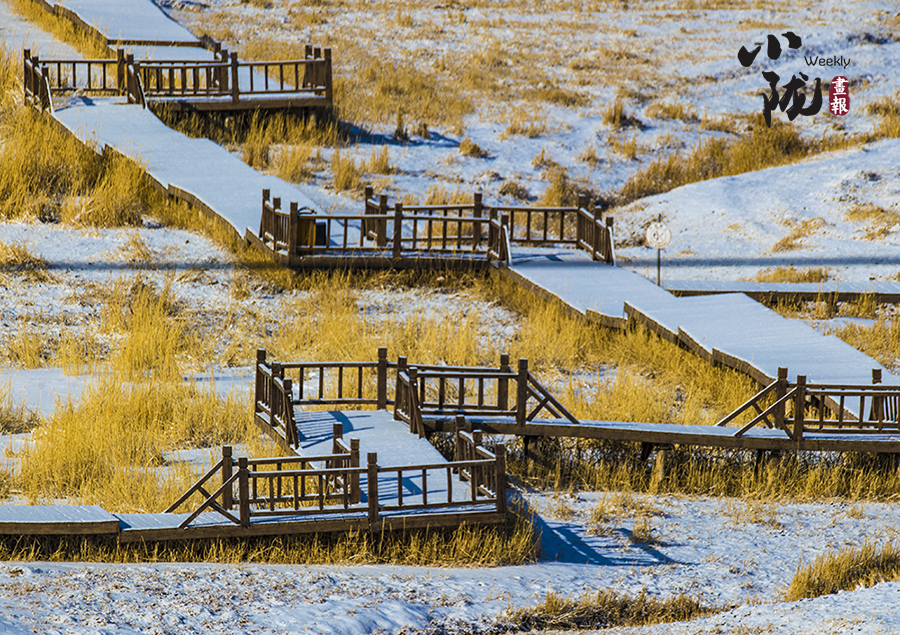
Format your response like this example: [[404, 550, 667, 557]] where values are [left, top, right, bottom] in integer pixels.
[[0, 505, 120, 535]]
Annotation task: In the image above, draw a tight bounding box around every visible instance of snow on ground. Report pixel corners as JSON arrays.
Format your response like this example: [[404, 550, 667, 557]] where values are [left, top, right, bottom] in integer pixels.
[[0, 492, 898, 634], [3, 0, 900, 633], [168, 0, 900, 284]]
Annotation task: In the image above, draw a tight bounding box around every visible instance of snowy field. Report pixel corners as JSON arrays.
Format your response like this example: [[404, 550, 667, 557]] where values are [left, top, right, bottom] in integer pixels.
[[2, 0, 900, 632]]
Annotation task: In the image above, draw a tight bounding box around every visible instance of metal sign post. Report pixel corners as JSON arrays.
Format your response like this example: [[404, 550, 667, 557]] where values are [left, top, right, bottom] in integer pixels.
[[645, 217, 671, 286]]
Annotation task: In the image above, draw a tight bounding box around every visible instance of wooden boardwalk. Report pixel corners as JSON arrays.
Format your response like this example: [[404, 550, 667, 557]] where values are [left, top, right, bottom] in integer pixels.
[[503, 252, 897, 388], [26, 0, 332, 113], [664, 279, 900, 304]]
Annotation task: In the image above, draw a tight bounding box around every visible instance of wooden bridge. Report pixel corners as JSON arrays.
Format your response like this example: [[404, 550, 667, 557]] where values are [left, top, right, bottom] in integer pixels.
[[248, 187, 615, 270], [253, 348, 900, 456]]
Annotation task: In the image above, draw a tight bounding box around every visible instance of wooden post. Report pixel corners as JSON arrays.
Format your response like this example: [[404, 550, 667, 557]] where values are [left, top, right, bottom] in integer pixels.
[[238, 457, 250, 528], [254, 349, 266, 418], [23, 50, 29, 105], [873, 368, 884, 424], [350, 438, 360, 504], [392, 202, 403, 259], [288, 202, 298, 260], [323, 47, 333, 101], [367, 452, 379, 526], [40, 66, 50, 111], [230, 51, 239, 103], [793, 375, 806, 441], [332, 422, 343, 451], [221, 445, 233, 510], [495, 443, 507, 516], [260, 189, 270, 238], [473, 191, 483, 251], [774, 367, 787, 431], [376, 346, 388, 409], [407, 367, 418, 434], [282, 377, 295, 446], [453, 414, 465, 467], [363, 185, 373, 240], [599, 216, 612, 263], [377, 194, 388, 247], [116, 48, 125, 94], [498, 353, 510, 412], [516, 358, 528, 428], [393, 356, 407, 421]]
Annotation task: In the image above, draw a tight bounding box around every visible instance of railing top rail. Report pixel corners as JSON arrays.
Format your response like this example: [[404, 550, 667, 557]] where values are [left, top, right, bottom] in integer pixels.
[[37, 58, 117, 64], [277, 360, 381, 370], [249, 466, 368, 478], [244, 453, 348, 466], [804, 384, 900, 391], [238, 57, 325, 66], [411, 368, 517, 379], [399, 204, 478, 212], [377, 458, 495, 473]]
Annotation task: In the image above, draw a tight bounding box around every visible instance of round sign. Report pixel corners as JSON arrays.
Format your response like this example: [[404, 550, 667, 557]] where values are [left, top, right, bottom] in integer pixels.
[[645, 221, 671, 249]]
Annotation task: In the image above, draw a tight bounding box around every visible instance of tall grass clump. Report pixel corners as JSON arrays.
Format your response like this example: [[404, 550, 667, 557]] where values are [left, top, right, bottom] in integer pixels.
[[17, 380, 252, 511], [867, 91, 900, 138], [506, 590, 715, 631], [100, 277, 193, 378], [330, 149, 362, 191], [616, 116, 845, 206], [0, 108, 100, 219], [786, 541, 900, 601], [0, 383, 41, 433], [0, 241, 53, 282], [8, 0, 109, 58]]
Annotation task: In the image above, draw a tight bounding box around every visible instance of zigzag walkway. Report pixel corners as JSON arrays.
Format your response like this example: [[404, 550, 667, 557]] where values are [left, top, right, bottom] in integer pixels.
[[503, 251, 897, 389]]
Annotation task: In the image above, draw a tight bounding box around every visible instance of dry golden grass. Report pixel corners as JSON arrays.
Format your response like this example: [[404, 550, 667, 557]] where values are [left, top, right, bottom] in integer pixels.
[[17, 379, 253, 511], [843, 203, 900, 241], [616, 117, 849, 206], [771, 217, 827, 252], [0, 382, 41, 434], [0, 240, 53, 282], [330, 149, 363, 191], [8, 0, 110, 58], [753, 266, 831, 283], [645, 101, 699, 123], [459, 137, 488, 158], [366, 145, 395, 175], [867, 91, 900, 139], [507, 589, 715, 631], [786, 541, 900, 601], [828, 315, 900, 369], [603, 100, 643, 130]]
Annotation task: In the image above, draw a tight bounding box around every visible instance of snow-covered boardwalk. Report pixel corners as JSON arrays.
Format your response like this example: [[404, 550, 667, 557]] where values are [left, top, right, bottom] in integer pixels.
[[53, 99, 321, 241], [504, 250, 897, 387]]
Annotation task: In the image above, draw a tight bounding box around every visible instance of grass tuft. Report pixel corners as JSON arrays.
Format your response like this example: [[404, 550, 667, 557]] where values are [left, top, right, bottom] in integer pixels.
[[506, 589, 715, 631], [786, 541, 900, 601], [753, 266, 830, 283]]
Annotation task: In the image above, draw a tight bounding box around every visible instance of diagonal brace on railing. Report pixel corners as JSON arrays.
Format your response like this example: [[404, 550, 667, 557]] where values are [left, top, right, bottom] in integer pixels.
[[733, 387, 799, 439], [716, 379, 779, 428], [526, 373, 580, 424], [165, 459, 224, 513], [178, 472, 243, 529]]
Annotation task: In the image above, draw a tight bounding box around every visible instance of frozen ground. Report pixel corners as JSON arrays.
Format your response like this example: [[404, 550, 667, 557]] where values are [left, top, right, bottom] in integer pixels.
[[0, 492, 898, 633], [170, 0, 900, 283], [3, 0, 900, 632]]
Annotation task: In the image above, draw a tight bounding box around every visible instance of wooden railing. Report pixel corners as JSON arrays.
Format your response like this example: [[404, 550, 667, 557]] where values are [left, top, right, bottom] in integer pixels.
[[716, 367, 900, 441], [23, 50, 52, 111], [256, 348, 581, 445], [393, 355, 579, 431], [23, 47, 332, 108], [168, 438, 506, 529], [261, 188, 614, 265]]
